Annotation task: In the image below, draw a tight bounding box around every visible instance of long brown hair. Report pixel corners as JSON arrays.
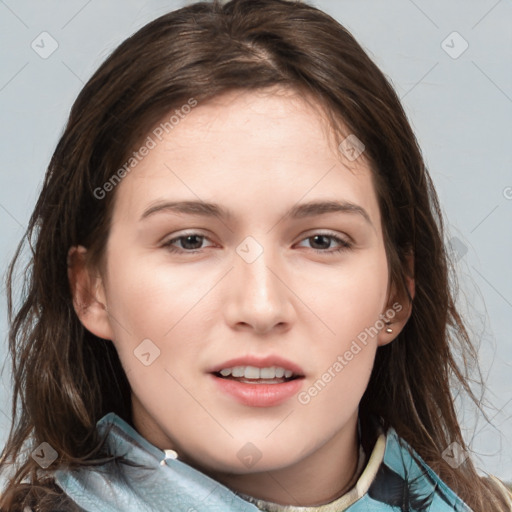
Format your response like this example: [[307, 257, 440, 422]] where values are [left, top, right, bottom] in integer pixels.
[[1, 0, 510, 510]]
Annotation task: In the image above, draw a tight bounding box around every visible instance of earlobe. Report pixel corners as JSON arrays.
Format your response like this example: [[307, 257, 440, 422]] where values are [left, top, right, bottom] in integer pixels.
[[67, 245, 114, 340], [377, 251, 415, 347]]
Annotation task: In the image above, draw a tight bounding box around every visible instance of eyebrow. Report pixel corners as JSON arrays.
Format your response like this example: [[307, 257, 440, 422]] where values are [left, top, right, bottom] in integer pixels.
[[140, 199, 373, 227]]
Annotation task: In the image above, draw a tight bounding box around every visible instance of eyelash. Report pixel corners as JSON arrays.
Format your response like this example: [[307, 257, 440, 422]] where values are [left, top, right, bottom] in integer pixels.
[[161, 232, 353, 255]]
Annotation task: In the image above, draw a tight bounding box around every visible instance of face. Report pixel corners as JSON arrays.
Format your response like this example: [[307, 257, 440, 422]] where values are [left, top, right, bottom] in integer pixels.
[[71, 87, 407, 502]]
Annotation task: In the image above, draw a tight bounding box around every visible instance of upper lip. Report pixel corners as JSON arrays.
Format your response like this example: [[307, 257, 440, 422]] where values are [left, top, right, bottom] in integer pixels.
[[208, 355, 305, 377]]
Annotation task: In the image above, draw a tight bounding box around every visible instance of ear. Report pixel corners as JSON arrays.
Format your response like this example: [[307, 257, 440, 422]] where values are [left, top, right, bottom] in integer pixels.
[[377, 250, 415, 347], [67, 245, 114, 341]]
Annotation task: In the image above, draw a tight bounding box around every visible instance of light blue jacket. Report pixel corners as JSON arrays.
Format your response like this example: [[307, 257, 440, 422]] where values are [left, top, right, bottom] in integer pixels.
[[53, 412, 473, 511]]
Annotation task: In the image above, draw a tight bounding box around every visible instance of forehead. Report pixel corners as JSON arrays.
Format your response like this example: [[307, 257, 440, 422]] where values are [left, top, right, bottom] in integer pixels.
[[110, 88, 381, 231], [159, 88, 343, 158]]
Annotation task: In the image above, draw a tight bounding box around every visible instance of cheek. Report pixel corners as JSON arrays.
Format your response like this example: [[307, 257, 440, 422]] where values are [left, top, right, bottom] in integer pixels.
[[308, 251, 388, 330], [298, 332, 377, 416], [103, 252, 211, 376], [298, 253, 387, 394], [104, 250, 201, 336]]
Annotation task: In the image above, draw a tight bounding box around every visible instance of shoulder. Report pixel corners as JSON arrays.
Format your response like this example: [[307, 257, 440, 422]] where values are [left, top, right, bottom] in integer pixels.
[[369, 427, 472, 511]]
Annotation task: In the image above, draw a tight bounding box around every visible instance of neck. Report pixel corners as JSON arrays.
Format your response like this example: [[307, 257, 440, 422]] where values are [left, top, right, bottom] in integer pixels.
[[203, 411, 361, 507]]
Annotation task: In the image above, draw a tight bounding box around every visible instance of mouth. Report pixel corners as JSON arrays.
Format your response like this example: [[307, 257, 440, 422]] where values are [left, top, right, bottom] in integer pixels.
[[211, 370, 304, 385], [208, 355, 306, 380], [209, 371, 305, 407], [207, 356, 306, 406]]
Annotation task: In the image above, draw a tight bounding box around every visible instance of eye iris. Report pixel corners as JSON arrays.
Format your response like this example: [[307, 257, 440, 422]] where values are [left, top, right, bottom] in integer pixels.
[[181, 235, 203, 250], [310, 235, 331, 250]]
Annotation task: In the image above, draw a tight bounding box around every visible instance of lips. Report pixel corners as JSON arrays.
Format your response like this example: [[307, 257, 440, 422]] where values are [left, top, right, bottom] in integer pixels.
[[207, 354, 305, 377], [210, 373, 304, 407]]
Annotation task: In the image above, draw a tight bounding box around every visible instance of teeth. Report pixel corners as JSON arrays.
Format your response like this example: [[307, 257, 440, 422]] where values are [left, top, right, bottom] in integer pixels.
[[218, 366, 296, 379], [232, 367, 245, 378], [245, 366, 260, 379], [260, 367, 275, 378]]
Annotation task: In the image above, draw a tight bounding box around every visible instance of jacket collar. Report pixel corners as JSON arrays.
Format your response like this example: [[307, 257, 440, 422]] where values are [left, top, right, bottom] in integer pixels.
[[53, 412, 471, 512], [54, 412, 260, 512]]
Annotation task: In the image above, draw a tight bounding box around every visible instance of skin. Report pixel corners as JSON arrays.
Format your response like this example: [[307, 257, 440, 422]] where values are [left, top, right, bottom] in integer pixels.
[[68, 87, 414, 506]]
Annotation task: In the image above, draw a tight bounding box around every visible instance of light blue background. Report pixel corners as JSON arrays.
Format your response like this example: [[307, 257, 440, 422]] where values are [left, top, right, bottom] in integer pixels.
[[1, 0, 511, 485]]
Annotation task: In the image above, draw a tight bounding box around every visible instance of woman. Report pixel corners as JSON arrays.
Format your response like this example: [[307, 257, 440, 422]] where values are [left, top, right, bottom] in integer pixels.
[[1, 0, 511, 510]]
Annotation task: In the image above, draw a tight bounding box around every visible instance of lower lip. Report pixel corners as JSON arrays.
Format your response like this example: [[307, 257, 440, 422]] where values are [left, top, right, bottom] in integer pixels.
[[210, 374, 305, 407]]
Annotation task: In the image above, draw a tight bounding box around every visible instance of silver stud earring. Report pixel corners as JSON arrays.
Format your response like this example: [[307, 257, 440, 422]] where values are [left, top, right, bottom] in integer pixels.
[[384, 320, 393, 333]]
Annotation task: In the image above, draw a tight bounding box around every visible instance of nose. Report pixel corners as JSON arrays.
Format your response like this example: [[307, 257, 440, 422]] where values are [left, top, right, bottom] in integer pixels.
[[224, 244, 294, 335]]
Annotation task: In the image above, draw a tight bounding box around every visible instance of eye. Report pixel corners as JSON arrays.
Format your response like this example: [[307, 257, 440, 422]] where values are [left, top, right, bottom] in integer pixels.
[[296, 233, 353, 254], [162, 233, 213, 253], [161, 231, 353, 255]]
